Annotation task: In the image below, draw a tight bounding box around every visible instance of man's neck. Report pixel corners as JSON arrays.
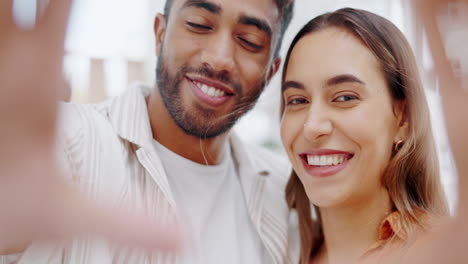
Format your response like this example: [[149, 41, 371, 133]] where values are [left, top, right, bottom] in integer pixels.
[[146, 90, 228, 165], [318, 189, 392, 263]]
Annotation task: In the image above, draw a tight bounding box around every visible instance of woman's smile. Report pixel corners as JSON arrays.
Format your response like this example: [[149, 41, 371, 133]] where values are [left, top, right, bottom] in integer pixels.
[[299, 150, 354, 177]]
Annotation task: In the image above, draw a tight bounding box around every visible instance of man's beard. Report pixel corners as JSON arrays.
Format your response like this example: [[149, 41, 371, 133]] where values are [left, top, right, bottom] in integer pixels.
[[155, 50, 267, 139]]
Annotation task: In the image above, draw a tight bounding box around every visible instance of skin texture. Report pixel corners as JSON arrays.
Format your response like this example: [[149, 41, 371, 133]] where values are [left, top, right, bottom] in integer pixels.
[[281, 27, 406, 263], [147, 0, 281, 165]]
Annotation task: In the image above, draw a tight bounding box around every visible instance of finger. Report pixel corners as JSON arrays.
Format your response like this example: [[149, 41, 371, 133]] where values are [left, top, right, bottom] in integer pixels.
[[0, 0, 14, 28], [36, 0, 49, 19], [37, 0, 73, 44], [45, 184, 182, 251], [413, 0, 456, 85], [0, 182, 181, 253], [88, 204, 182, 251]]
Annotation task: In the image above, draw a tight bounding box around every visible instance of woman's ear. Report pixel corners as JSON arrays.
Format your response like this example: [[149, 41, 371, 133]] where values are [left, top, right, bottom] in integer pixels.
[[394, 101, 409, 142]]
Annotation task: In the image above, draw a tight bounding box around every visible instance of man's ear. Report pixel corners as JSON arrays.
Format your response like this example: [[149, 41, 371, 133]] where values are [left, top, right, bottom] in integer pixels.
[[266, 57, 282, 83], [154, 13, 166, 57]]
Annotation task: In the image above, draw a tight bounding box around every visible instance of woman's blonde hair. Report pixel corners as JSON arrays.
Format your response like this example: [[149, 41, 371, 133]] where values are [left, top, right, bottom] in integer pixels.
[[281, 8, 448, 264]]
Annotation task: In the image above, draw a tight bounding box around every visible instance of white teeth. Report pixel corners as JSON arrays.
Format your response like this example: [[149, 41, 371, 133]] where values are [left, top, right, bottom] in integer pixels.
[[201, 84, 208, 94], [194, 81, 226, 97], [306, 154, 349, 166], [310, 156, 317, 166], [313, 156, 319, 165], [207, 87, 215, 96], [319, 156, 327, 166]]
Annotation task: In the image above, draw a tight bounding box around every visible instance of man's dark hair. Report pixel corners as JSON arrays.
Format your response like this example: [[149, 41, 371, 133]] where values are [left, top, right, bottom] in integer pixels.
[[163, 0, 294, 57]]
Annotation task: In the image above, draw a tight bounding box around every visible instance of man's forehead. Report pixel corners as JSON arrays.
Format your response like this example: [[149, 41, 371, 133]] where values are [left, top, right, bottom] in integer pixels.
[[173, 0, 280, 23]]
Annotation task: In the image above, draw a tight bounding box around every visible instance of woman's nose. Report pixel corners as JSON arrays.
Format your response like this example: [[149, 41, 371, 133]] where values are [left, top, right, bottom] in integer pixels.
[[303, 107, 333, 142]]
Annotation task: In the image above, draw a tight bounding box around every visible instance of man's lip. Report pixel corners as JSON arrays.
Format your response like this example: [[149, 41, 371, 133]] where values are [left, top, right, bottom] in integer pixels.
[[186, 77, 232, 107], [186, 75, 236, 96]]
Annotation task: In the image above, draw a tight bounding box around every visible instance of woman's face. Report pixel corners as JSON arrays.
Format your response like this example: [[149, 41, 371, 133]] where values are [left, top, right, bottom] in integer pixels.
[[281, 27, 404, 208]]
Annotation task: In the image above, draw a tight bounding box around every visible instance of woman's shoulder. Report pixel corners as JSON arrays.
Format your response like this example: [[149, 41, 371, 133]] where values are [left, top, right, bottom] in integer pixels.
[[362, 210, 448, 263]]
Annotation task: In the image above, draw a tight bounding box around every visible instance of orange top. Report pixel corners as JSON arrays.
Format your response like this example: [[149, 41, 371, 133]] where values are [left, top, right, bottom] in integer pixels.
[[367, 211, 407, 252], [311, 211, 425, 263]]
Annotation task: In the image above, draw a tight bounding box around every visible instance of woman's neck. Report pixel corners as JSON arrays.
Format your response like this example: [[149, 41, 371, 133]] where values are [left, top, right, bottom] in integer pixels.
[[317, 188, 392, 264]]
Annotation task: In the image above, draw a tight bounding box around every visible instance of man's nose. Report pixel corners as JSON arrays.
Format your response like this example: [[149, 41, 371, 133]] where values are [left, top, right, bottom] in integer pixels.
[[200, 32, 236, 75]]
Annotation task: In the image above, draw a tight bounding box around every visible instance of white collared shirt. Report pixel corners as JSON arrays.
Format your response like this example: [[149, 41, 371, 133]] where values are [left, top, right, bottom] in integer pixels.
[[12, 85, 296, 264]]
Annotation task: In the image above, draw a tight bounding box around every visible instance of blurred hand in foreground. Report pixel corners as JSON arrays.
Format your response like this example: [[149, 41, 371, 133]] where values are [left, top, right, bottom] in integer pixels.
[[0, 0, 180, 255], [406, 0, 468, 263]]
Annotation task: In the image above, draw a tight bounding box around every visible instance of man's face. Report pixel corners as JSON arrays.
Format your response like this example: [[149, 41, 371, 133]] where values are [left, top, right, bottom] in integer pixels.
[[155, 0, 280, 138]]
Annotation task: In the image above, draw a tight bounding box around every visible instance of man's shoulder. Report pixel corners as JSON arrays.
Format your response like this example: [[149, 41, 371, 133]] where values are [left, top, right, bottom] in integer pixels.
[[59, 99, 112, 124], [57, 99, 115, 137], [248, 144, 290, 169], [58, 85, 150, 137], [56, 100, 118, 177], [238, 141, 292, 184]]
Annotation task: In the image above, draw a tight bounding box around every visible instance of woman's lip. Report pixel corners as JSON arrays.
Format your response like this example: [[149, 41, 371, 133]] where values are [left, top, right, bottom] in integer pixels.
[[300, 149, 354, 156], [299, 153, 353, 177]]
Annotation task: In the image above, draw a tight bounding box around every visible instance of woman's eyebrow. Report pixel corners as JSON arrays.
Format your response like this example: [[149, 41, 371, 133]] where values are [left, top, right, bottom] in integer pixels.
[[282, 80, 305, 92], [326, 74, 365, 86]]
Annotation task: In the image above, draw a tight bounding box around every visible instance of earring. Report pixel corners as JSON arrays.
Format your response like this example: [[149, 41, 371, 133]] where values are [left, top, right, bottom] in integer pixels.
[[394, 139, 404, 152]]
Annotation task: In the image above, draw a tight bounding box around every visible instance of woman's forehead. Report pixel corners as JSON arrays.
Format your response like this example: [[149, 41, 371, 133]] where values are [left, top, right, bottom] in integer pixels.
[[285, 28, 382, 85]]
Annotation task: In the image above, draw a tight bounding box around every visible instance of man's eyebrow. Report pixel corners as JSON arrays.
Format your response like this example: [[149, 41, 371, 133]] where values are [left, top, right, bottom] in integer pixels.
[[282, 80, 305, 92], [326, 74, 365, 86], [182, 0, 221, 14], [238, 14, 272, 38]]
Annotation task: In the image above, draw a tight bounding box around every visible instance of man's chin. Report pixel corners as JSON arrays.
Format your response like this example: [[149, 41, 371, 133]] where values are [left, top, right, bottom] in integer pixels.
[[177, 120, 233, 139]]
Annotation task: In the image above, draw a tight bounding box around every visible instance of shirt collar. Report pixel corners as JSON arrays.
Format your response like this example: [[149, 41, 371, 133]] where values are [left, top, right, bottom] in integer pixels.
[[109, 84, 154, 148], [108, 84, 270, 176]]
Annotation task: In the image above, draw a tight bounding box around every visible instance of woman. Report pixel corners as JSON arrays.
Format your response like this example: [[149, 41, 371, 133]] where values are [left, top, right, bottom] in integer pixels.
[[281, 8, 448, 263]]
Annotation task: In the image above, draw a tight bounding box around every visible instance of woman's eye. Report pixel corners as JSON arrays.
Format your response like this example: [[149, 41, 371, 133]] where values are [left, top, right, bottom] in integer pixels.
[[186, 21, 212, 31], [333, 94, 359, 102], [286, 97, 308, 105]]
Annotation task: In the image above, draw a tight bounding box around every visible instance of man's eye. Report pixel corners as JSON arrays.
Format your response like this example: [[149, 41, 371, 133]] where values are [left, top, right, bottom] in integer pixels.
[[240, 38, 263, 51], [333, 94, 359, 102], [286, 98, 308, 105], [186, 21, 212, 31]]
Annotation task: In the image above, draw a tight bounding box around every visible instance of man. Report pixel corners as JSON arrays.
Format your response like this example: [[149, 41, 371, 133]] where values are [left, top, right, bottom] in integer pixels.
[[2, 0, 296, 263]]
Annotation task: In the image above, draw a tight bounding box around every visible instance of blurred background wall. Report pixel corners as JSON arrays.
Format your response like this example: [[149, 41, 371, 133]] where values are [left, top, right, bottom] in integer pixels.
[[14, 0, 460, 211]]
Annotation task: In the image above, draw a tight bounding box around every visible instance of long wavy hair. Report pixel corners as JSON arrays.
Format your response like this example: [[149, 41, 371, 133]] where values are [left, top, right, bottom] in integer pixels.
[[281, 8, 448, 264]]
